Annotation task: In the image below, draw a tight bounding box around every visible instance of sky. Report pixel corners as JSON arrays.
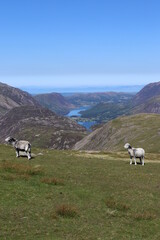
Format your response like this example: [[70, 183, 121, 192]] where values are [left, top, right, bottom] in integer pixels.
[[0, 0, 160, 88]]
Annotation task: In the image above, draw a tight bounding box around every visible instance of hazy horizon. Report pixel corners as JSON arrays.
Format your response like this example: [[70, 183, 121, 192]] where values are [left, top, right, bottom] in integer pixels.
[[19, 84, 144, 94]]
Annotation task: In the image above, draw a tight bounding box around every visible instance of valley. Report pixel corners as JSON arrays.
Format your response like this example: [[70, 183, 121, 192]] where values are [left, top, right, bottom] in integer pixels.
[[66, 106, 96, 131], [0, 81, 160, 151]]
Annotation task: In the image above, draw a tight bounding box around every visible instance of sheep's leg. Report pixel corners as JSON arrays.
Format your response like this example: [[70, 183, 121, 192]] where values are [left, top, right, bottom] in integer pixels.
[[16, 149, 19, 158], [142, 157, 144, 166], [140, 157, 142, 164], [27, 151, 31, 160], [130, 157, 132, 165], [134, 157, 137, 165]]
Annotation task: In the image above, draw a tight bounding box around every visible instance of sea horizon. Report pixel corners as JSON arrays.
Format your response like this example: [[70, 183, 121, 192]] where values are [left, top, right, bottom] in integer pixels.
[[20, 84, 144, 95]]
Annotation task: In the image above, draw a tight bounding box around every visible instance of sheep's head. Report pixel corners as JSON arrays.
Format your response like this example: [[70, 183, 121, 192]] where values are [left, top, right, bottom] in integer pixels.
[[124, 143, 131, 149], [5, 137, 16, 144]]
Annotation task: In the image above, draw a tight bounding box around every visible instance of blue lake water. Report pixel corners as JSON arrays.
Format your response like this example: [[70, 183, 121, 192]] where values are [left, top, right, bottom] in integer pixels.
[[66, 106, 96, 131], [66, 106, 90, 117]]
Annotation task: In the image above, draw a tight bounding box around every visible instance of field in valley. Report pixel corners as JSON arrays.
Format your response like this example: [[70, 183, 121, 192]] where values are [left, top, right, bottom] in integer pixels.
[[0, 145, 160, 240]]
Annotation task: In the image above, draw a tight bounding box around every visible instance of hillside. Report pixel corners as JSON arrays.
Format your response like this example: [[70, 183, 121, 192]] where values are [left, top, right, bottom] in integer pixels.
[[133, 81, 160, 105], [133, 96, 160, 114], [79, 82, 160, 122], [74, 114, 160, 153], [66, 92, 134, 107], [0, 82, 39, 115], [34, 92, 74, 115], [80, 102, 131, 123], [0, 106, 86, 149]]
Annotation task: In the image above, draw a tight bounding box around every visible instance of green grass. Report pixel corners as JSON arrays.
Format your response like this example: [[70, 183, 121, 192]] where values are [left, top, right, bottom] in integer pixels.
[[75, 114, 160, 153], [0, 144, 160, 239]]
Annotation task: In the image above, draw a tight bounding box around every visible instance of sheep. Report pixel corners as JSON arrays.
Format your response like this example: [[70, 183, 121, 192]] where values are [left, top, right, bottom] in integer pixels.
[[124, 143, 145, 165], [5, 137, 32, 160]]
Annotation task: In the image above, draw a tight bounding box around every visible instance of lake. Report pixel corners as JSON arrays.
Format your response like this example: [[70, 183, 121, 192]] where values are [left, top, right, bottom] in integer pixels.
[[66, 106, 96, 131], [66, 106, 90, 117]]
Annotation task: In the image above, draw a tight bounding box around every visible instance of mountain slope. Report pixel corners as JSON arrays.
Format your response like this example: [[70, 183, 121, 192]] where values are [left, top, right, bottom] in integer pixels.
[[34, 93, 74, 115], [79, 82, 160, 122], [133, 96, 160, 114], [133, 81, 160, 106], [80, 102, 131, 123], [66, 92, 134, 107], [0, 106, 86, 149], [74, 114, 160, 153], [0, 82, 39, 115]]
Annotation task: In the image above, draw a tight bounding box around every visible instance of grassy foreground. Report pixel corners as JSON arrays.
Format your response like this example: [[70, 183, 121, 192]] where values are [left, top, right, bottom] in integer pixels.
[[0, 145, 160, 240]]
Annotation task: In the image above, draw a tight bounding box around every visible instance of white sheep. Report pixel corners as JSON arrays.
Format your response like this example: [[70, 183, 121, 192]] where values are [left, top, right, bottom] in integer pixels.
[[124, 143, 145, 165], [5, 137, 32, 160]]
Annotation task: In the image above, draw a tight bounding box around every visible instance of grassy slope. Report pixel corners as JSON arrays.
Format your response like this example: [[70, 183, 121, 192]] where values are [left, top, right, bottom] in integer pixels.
[[74, 114, 160, 153], [1, 144, 160, 240]]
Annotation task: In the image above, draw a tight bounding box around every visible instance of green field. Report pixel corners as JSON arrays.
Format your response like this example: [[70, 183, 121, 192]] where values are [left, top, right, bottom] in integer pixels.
[[0, 145, 160, 240]]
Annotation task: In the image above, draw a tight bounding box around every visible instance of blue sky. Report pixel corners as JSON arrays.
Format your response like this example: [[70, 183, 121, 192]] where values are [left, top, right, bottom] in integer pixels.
[[0, 0, 160, 87]]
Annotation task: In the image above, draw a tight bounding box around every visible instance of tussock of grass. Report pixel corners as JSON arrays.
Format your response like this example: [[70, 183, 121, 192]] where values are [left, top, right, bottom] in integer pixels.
[[41, 177, 64, 185], [56, 204, 78, 218], [0, 162, 44, 176], [105, 198, 130, 211], [133, 211, 156, 220]]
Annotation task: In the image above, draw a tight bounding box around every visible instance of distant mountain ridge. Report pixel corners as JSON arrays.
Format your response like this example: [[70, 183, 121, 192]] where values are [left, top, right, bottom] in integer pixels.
[[20, 85, 144, 94], [66, 92, 134, 107], [79, 81, 160, 122]]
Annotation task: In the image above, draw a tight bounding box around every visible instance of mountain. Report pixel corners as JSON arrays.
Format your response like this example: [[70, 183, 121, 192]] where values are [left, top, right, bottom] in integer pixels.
[[133, 81, 160, 106], [79, 82, 160, 122], [74, 114, 160, 153], [66, 92, 134, 107], [0, 82, 39, 116], [34, 92, 74, 115], [133, 96, 160, 114], [131, 81, 160, 114], [0, 106, 86, 149]]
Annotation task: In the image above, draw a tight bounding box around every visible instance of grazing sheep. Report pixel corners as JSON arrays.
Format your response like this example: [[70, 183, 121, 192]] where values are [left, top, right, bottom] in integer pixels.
[[5, 137, 32, 160], [124, 143, 145, 165]]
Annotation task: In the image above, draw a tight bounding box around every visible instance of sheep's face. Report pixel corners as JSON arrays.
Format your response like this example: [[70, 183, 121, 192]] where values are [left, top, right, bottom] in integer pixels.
[[124, 143, 131, 149], [5, 137, 16, 144]]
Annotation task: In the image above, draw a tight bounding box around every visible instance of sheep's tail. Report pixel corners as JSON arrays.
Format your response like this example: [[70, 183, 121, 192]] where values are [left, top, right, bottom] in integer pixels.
[[25, 143, 31, 153]]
